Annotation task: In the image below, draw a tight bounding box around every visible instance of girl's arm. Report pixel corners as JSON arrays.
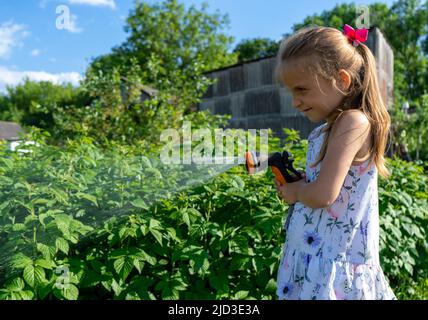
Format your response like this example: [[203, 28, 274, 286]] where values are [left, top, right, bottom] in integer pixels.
[[297, 111, 371, 209]]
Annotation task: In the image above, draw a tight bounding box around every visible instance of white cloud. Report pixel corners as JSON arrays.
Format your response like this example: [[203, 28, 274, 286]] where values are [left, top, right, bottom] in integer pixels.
[[0, 66, 82, 93], [0, 22, 28, 59], [31, 49, 41, 57], [68, 0, 116, 9]]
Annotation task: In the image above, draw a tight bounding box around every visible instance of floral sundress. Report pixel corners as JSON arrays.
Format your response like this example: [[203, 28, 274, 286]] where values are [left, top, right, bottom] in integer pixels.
[[276, 123, 397, 300]]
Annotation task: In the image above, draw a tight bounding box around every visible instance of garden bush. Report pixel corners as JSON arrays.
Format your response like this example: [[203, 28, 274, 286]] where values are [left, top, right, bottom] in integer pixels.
[[0, 130, 426, 300]]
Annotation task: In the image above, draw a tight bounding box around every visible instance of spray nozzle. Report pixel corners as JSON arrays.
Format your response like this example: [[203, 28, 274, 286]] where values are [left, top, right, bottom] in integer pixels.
[[244, 150, 303, 185]]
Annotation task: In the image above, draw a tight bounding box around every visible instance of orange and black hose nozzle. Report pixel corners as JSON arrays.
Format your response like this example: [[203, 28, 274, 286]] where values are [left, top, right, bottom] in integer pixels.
[[245, 150, 303, 184], [245, 150, 304, 231]]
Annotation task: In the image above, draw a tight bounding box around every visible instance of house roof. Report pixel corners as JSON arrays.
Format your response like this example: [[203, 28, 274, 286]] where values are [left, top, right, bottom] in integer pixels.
[[0, 121, 25, 141]]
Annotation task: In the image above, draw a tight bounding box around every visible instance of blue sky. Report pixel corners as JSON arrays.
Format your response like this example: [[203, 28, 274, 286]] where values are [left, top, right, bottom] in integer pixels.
[[0, 0, 396, 93]]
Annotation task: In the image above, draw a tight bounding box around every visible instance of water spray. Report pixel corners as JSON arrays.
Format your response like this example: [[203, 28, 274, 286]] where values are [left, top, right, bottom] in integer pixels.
[[0, 142, 304, 283], [0, 153, 239, 279]]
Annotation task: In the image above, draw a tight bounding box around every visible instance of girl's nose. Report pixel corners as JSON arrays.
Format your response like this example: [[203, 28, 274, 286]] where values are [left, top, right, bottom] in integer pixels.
[[292, 97, 302, 108]]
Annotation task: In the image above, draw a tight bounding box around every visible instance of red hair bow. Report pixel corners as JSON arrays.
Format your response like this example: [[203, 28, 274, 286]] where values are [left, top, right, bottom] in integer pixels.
[[343, 24, 368, 47]]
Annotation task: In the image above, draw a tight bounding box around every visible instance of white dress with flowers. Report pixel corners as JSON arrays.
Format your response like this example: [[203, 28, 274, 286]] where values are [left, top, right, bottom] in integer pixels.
[[276, 123, 397, 300]]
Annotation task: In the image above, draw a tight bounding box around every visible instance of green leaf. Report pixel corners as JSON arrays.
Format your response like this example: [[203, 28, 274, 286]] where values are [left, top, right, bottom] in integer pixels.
[[11, 253, 33, 269], [412, 225, 423, 238], [10, 292, 23, 300], [187, 208, 202, 218], [230, 256, 250, 271], [111, 279, 123, 297], [141, 156, 152, 168], [230, 175, 245, 189], [161, 287, 179, 300], [131, 198, 148, 210], [265, 278, 277, 293], [171, 277, 187, 291], [252, 257, 264, 273], [189, 251, 210, 275], [6, 278, 25, 292], [80, 270, 103, 288], [234, 290, 249, 300], [109, 248, 128, 259], [182, 210, 191, 228], [12, 223, 26, 231], [149, 218, 161, 229], [140, 225, 148, 236], [37, 243, 55, 259], [134, 249, 157, 266], [55, 237, 69, 255], [150, 228, 163, 246], [389, 225, 402, 239], [113, 257, 134, 281], [54, 284, 79, 300], [0, 158, 14, 170], [35, 259, 56, 270], [33, 198, 51, 205], [38, 282, 53, 299], [404, 263, 413, 275], [77, 193, 98, 206], [19, 290, 34, 300], [156, 278, 184, 300], [133, 259, 145, 274], [101, 279, 112, 292], [23, 265, 46, 288], [165, 227, 180, 242]]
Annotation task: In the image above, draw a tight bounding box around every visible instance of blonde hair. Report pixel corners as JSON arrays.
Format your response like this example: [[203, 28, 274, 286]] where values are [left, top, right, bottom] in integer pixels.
[[275, 26, 391, 178]]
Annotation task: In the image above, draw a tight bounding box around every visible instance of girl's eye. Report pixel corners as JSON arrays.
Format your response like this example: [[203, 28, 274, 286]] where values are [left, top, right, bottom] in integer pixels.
[[296, 88, 307, 94]]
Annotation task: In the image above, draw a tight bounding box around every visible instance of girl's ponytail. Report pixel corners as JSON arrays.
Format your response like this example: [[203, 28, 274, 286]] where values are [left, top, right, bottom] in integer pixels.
[[356, 43, 391, 178]]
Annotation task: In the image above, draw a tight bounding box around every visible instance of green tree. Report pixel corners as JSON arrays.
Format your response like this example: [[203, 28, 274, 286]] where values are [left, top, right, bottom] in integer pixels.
[[89, 0, 237, 110], [383, 0, 427, 102], [233, 38, 280, 62], [0, 79, 85, 130], [292, 2, 393, 32]]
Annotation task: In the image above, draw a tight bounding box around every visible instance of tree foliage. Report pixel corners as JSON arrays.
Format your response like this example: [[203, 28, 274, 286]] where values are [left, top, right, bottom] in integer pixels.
[[0, 80, 86, 131], [89, 0, 237, 109], [233, 38, 280, 62]]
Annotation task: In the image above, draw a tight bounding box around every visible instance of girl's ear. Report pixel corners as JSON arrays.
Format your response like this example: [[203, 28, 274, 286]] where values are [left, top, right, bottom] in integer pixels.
[[338, 69, 351, 91]]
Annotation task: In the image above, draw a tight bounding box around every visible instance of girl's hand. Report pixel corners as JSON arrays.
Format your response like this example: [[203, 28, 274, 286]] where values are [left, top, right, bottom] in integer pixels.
[[274, 172, 306, 205]]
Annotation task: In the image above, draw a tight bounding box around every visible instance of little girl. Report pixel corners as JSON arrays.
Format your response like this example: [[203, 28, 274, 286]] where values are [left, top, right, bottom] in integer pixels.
[[273, 25, 397, 300]]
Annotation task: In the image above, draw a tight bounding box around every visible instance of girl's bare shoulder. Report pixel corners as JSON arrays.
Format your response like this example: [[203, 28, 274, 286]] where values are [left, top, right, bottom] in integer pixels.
[[330, 109, 372, 165]]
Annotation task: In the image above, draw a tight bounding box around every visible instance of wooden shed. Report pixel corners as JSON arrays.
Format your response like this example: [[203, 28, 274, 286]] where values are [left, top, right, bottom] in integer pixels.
[[0, 121, 25, 141]]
